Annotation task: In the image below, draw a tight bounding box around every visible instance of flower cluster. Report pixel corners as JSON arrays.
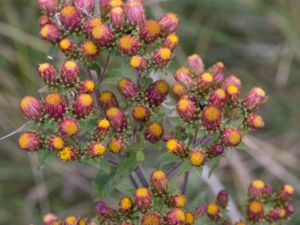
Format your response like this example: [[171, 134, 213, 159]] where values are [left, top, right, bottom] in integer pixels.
[[42, 213, 96, 225], [166, 55, 267, 167]]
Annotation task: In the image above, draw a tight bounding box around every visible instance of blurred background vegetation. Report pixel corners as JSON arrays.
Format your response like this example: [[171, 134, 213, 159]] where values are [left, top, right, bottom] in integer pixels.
[[0, 0, 299, 224]]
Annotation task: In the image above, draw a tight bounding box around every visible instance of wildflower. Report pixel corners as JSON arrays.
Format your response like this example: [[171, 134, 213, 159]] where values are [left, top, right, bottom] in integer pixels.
[[145, 80, 169, 106], [201, 106, 222, 130], [163, 33, 179, 51], [118, 35, 140, 56], [223, 75, 242, 90], [268, 208, 286, 222], [194, 204, 207, 218], [248, 179, 266, 199], [176, 97, 197, 122], [75, 0, 94, 14], [144, 122, 164, 143], [125, 0, 145, 26], [43, 213, 60, 225], [166, 139, 186, 157], [130, 55, 148, 71], [140, 20, 161, 43], [106, 107, 127, 131], [60, 60, 79, 86], [185, 212, 194, 225], [60, 6, 82, 30], [212, 62, 225, 75], [40, 24, 62, 43], [168, 194, 187, 208], [119, 196, 133, 213], [73, 94, 94, 117], [108, 136, 126, 153], [196, 72, 214, 92], [208, 88, 226, 108], [278, 184, 295, 201], [221, 127, 242, 146], [18, 131, 40, 152], [225, 85, 240, 104], [141, 212, 162, 225], [44, 92, 66, 119], [214, 73, 225, 85], [87, 142, 106, 158], [216, 190, 229, 208], [82, 17, 102, 35], [58, 146, 80, 161], [38, 0, 57, 15], [91, 24, 114, 47], [95, 201, 115, 219], [99, 0, 110, 16], [38, 63, 57, 85], [242, 87, 267, 111], [20, 96, 44, 121], [172, 83, 187, 100], [158, 12, 179, 35], [59, 117, 79, 136], [81, 40, 99, 60], [39, 15, 52, 27], [207, 144, 224, 158], [64, 216, 78, 225], [98, 91, 119, 112], [134, 187, 152, 211], [247, 200, 264, 222], [189, 149, 205, 167], [48, 134, 64, 151], [150, 170, 168, 195], [117, 78, 139, 99], [164, 208, 186, 225], [285, 204, 295, 217], [246, 114, 264, 130], [132, 104, 151, 122], [174, 67, 192, 89], [94, 118, 110, 139], [187, 54, 204, 75], [206, 203, 220, 220], [59, 38, 76, 56], [152, 47, 172, 67], [110, 6, 125, 29], [78, 80, 95, 94]]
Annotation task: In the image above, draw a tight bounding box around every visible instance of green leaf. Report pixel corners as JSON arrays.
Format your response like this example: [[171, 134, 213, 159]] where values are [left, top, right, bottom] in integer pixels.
[[156, 152, 178, 169], [89, 63, 102, 76], [178, 159, 192, 174], [139, 76, 153, 89], [136, 151, 144, 162], [37, 149, 52, 168], [209, 158, 220, 177], [47, 45, 58, 61]]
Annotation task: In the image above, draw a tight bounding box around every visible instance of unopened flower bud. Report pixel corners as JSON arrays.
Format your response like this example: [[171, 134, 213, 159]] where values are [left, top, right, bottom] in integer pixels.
[[216, 190, 229, 208], [163, 33, 179, 51], [44, 92, 66, 119], [247, 200, 264, 222], [39, 15, 53, 27], [60, 6, 82, 30], [20, 96, 44, 121], [207, 203, 220, 220], [59, 117, 79, 137], [96, 201, 115, 219], [73, 94, 94, 118], [75, 0, 94, 14], [60, 60, 79, 86], [188, 54, 204, 75], [152, 47, 172, 67], [130, 55, 148, 71], [94, 118, 110, 139], [158, 12, 179, 35], [118, 35, 140, 56], [81, 40, 99, 60], [38, 63, 57, 85], [168, 194, 187, 208], [189, 149, 205, 167], [268, 208, 286, 222], [242, 87, 267, 111], [278, 184, 295, 201], [108, 136, 126, 154], [166, 139, 186, 157], [78, 80, 95, 94], [174, 67, 192, 89], [91, 24, 114, 47], [82, 17, 102, 35], [194, 204, 207, 218], [208, 89, 226, 108], [144, 122, 164, 143], [208, 144, 224, 158], [99, 0, 110, 16], [221, 127, 242, 147], [176, 97, 197, 122], [64, 216, 78, 225], [119, 196, 133, 214], [248, 179, 265, 200], [234, 220, 247, 225], [18, 131, 40, 152], [246, 114, 264, 130], [110, 6, 125, 29], [150, 170, 168, 195], [40, 24, 62, 43], [196, 72, 213, 92], [165, 208, 186, 225], [59, 38, 76, 56], [106, 107, 127, 132], [125, 0, 145, 26], [285, 204, 295, 217], [172, 83, 188, 100], [225, 85, 240, 104], [48, 134, 64, 151], [223, 75, 242, 90], [38, 0, 58, 15], [134, 187, 152, 211], [146, 80, 169, 106], [87, 142, 106, 158], [98, 91, 119, 112], [43, 213, 60, 225], [140, 20, 161, 43], [118, 78, 139, 99], [201, 106, 222, 130]]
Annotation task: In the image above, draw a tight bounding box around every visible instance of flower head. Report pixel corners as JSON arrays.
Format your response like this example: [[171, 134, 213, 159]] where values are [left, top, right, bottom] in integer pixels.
[[176, 97, 197, 122], [132, 104, 151, 122], [223, 75, 242, 90], [150, 170, 168, 195], [59, 117, 79, 136], [38, 63, 57, 85], [166, 139, 186, 157], [152, 47, 172, 67], [118, 35, 140, 56], [140, 20, 161, 43], [130, 55, 148, 71], [91, 24, 114, 46], [189, 149, 205, 167], [78, 80, 95, 94], [134, 187, 152, 211], [246, 114, 264, 130], [221, 127, 242, 146], [146, 80, 169, 106], [40, 24, 62, 43], [163, 33, 179, 51], [278, 184, 295, 201], [87, 142, 106, 158], [119, 196, 133, 213], [94, 118, 110, 140], [201, 106, 222, 130], [164, 208, 186, 225], [216, 190, 229, 208], [174, 67, 192, 89], [20, 96, 44, 121], [248, 179, 266, 200], [208, 89, 226, 108], [48, 134, 64, 151], [225, 85, 240, 104], [110, 6, 125, 29], [172, 83, 187, 100], [125, 0, 145, 26], [206, 203, 220, 220], [168, 194, 187, 208], [247, 200, 264, 222], [75, 0, 94, 13], [118, 78, 139, 99], [187, 54, 204, 75], [58, 146, 80, 161], [43, 213, 60, 225], [83, 17, 102, 35], [60, 6, 82, 30], [59, 38, 76, 56], [242, 87, 267, 111], [38, 0, 58, 15], [18, 131, 40, 152], [98, 91, 119, 111], [81, 40, 99, 60], [73, 94, 94, 118], [39, 15, 53, 27], [208, 144, 224, 158], [185, 212, 194, 225], [106, 107, 127, 131], [108, 136, 126, 153], [141, 212, 162, 225], [144, 122, 164, 143], [44, 92, 66, 119], [158, 12, 179, 35], [196, 72, 213, 92], [60, 60, 79, 86]]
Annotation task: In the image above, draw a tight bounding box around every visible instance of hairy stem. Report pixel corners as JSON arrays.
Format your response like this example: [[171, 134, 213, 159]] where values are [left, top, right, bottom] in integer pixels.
[[129, 174, 138, 189], [181, 171, 189, 194], [134, 164, 149, 187]]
